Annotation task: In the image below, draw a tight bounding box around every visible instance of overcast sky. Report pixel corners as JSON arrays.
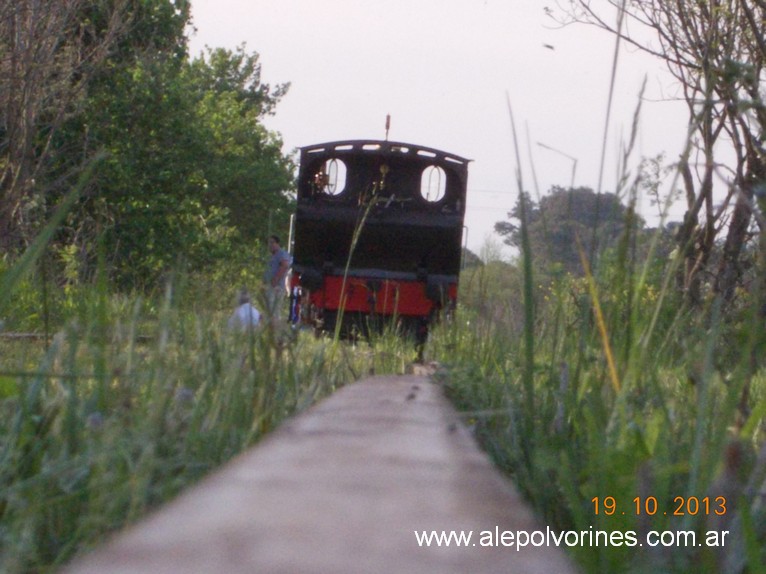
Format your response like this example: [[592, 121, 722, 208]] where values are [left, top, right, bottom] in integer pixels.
[[187, 0, 688, 257]]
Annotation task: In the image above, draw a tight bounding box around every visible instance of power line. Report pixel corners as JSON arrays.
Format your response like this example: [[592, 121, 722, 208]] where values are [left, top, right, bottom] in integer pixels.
[[466, 189, 513, 195], [466, 205, 513, 211]]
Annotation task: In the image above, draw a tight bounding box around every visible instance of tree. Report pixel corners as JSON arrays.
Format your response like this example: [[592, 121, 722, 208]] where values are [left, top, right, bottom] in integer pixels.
[[0, 0, 128, 251], [495, 186, 641, 275], [186, 46, 294, 243], [556, 0, 766, 304], [46, 0, 215, 287], [2, 1, 296, 289], [77, 51, 233, 286], [45, 9, 294, 287], [462, 246, 484, 269]]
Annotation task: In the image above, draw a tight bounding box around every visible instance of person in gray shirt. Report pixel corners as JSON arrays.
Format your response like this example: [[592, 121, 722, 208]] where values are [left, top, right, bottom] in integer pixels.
[[263, 235, 291, 323]]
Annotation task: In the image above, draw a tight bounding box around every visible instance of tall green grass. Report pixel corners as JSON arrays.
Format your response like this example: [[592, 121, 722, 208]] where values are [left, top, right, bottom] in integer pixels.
[[0, 268, 415, 572], [427, 117, 766, 574], [430, 254, 766, 572]]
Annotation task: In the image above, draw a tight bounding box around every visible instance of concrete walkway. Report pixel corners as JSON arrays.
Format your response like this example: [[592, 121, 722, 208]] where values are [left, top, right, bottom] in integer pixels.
[[64, 376, 578, 573]]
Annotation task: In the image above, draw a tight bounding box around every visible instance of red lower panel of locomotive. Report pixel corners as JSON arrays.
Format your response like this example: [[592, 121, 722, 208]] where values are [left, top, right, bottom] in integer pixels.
[[288, 274, 456, 339]]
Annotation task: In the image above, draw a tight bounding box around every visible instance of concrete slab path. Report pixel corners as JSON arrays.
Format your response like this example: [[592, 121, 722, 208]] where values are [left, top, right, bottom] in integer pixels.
[[64, 375, 579, 573]]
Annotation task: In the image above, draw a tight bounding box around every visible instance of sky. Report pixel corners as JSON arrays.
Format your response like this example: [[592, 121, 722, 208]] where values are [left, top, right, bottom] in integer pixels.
[[187, 0, 689, 258]]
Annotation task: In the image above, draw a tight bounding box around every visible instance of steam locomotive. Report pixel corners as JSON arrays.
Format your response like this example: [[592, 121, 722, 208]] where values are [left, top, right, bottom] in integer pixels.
[[289, 139, 469, 342]]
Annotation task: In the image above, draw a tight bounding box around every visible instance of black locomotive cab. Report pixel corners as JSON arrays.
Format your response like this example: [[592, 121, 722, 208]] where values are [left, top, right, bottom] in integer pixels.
[[290, 139, 469, 340]]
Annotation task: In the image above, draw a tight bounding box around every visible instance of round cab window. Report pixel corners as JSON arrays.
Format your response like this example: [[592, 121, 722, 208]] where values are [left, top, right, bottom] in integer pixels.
[[420, 165, 447, 202], [314, 158, 347, 195]]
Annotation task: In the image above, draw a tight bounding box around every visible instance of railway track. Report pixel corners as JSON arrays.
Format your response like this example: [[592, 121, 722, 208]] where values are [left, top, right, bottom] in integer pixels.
[[0, 332, 155, 342], [63, 374, 578, 573]]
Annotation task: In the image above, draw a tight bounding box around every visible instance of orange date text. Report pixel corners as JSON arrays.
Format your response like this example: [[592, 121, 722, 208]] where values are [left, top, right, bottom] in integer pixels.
[[591, 496, 727, 516]]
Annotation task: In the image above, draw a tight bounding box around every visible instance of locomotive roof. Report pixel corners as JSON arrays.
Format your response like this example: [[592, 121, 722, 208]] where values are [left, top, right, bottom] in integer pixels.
[[299, 140, 471, 169]]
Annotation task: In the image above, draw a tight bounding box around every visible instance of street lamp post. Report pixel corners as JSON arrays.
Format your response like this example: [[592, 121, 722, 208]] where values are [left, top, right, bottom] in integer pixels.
[[536, 142, 578, 190]]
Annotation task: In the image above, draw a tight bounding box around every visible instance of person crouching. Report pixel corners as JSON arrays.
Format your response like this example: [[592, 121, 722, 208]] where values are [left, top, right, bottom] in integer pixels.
[[228, 289, 261, 331]]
